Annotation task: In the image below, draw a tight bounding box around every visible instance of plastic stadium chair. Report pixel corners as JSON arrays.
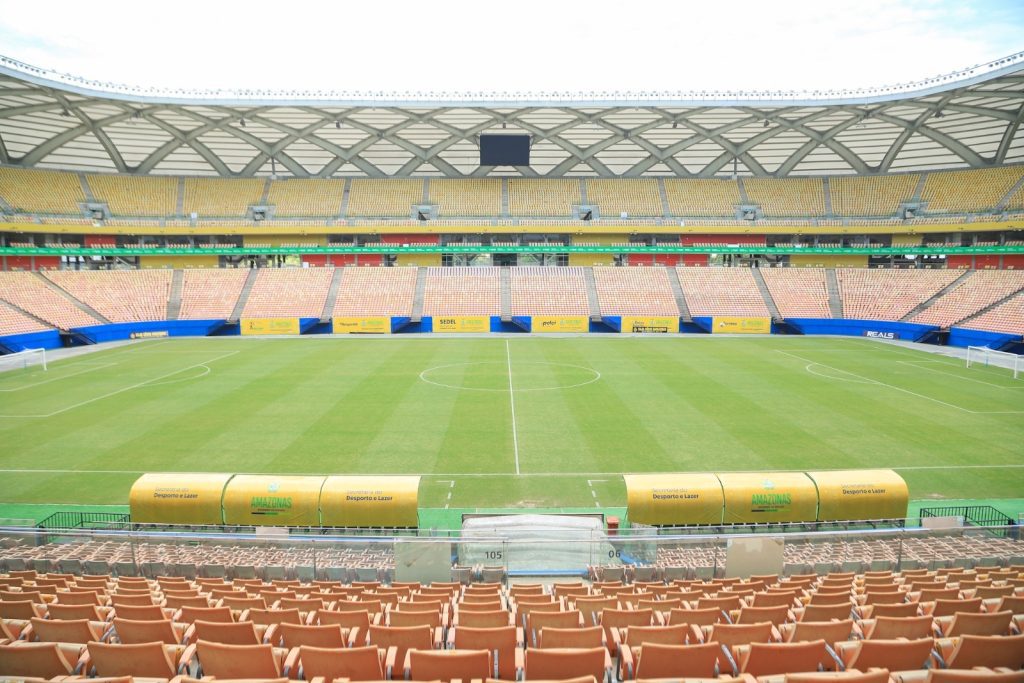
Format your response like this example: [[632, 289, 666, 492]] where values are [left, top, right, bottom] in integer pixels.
[[934, 633, 1024, 670], [735, 639, 837, 677], [195, 640, 287, 678], [0, 642, 88, 677], [936, 610, 1013, 637], [47, 603, 108, 622], [836, 637, 936, 671], [525, 646, 611, 681], [110, 617, 187, 644], [600, 609, 655, 654], [176, 605, 235, 625], [112, 604, 172, 622], [774, 671, 892, 683], [86, 640, 192, 677], [861, 615, 934, 640], [404, 647, 492, 681], [277, 622, 353, 649], [448, 624, 523, 680], [187, 619, 272, 645], [620, 641, 722, 680], [287, 644, 388, 680], [779, 619, 856, 648], [456, 609, 514, 628], [364, 624, 438, 673], [26, 617, 108, 644], [892, 671, 1024, 683]]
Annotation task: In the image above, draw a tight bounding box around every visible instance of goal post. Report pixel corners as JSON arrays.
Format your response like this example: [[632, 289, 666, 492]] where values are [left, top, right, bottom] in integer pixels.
[[965, 345, 1021, 379], [0, 347, 47, 373]]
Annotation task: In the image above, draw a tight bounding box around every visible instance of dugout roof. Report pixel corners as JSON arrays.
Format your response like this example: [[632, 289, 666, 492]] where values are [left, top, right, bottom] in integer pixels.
[[1, 51, 1023, 178]]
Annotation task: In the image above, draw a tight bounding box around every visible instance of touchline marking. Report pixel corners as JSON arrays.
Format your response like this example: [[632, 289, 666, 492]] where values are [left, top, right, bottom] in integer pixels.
[[1, 464, 1024, 476], [896, 360, 1024, 390], [506, 340, 521, 476], [776, 349, 1024, 415], [0, 351, 238, 418], [0, 362, 118, 392]]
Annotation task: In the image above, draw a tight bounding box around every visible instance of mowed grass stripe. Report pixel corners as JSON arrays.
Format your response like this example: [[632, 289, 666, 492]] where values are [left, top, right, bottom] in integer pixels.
[[0, 336, 1021, 506]]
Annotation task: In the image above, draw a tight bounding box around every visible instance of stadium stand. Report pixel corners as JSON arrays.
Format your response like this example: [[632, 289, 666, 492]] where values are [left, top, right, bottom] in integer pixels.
[[430, 178, 502, 217], [422, 266, 501, 315], [87, 174, 178, 217], [508, 178, 581, 216], [592, 267, 679, 316], [346, 178, 423, 217], [0, 168, 85, 214], [664, 178, 742, 216], [759, 268, 832, 318], [182, 178, 264, 217], [963, 291, 1024, 334], [920, 167, 1024, 213], [265, 178, 345, 217], [677, 267, 772, 317], [586, 179, 663, 217], [831, 174, 919, 216], [42, 270, 172, 322], [0, 271, 99, 329], [240, 267, 334, 318], [912, 271, 1024, 328], [333, 266, 418, 316], [178, 268, 249, 319], [837, 269, 961, 321], [0, 299, 48, 335], [511, 266, 590, 315], [743, 178, 826, 217]]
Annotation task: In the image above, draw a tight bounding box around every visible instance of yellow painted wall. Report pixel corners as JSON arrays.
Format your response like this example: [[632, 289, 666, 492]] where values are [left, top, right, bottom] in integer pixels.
[[394, 253, 441, 267], [789, 254, 869, 268], [892, 234, 923, 246], [568, 253, 614, 266], [139, 254, 219, 268], [571, 233, 629, 245], [243, 234, 326, 247]]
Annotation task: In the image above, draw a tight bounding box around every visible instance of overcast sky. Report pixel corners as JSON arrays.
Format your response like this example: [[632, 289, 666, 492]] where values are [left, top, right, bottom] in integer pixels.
[[0, 0, 1022, 94]]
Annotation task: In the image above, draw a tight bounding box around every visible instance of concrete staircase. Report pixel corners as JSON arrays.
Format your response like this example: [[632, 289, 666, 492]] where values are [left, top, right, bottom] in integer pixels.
[[751, 267, 782, 320], [411, 267, 427, 322], [320, 267, 345, 322], [667, 266, 692, 322], [825, 268, 844, 318], [900, 270, 973, 322], [166, 269, 184, 321], [500, 267, 512, 321], [229, 268, 259, 322], [33, 272, 109, 324], [584, 267, 602, 320]]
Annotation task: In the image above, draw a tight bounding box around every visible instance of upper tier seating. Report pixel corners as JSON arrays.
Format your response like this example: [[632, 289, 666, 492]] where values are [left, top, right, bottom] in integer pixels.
[[0, 272, 99, 329], [1008, 181, 1024, 211], [333, 267, 417, 316], [43, 270, 172, 322], [586, 179, 663, 217], [677, 267, 771, 317], [592, 267, 679, 316], [508, 179, 581, 216], [831, 174, 919, 216], [837, 269, 961, 321], [664, 178, 742, 217], [430, 179, 501, 217], [422, 267, 501, 315], [760, 268, 832, 318], [962, 291, 1024, 334], [921, 167, 1024, 213], [0, 300, 49, 335], [0, 168, 85, 214], [240, 267, 334, 318], [266, 179, 345, 217], [178, 269, 249, 319], [744, 178, 826, 217], [182, 178, 264, 217], [511, 267, 590, 315], [912, 271, 1024, 328], [88, 174, 178, 217], [346, 179, 423, 217]]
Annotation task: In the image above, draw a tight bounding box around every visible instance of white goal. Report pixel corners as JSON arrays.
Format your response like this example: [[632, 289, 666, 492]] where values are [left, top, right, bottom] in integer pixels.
[[0, 347, 47, 373], [965, 345, 1021, 379]]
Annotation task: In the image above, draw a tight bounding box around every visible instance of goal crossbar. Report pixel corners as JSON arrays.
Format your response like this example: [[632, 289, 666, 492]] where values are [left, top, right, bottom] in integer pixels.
[[965, 345, 1021, 379], [0, 347, 47, 373]]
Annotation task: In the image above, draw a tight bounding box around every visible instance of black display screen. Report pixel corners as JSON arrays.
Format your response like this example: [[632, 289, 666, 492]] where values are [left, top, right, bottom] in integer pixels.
[[480, 134, 530, 166]]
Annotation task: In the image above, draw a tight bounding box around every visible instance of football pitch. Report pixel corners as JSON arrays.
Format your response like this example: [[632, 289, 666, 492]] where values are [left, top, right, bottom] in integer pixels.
[[0, 335, 1022, 514]]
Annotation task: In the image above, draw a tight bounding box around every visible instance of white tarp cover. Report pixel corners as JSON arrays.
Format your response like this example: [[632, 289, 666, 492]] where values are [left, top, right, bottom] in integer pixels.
[[459, 514, 617, 572]]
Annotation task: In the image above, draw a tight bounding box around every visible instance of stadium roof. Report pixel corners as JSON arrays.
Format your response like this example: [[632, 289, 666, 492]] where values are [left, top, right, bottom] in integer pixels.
[[1, 52, 1023, 178]]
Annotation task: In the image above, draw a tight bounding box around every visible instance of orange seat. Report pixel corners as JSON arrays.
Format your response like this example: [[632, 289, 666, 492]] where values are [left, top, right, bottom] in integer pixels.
[[735, 604, 791, 625], [86, 640, 191, 677], [537, 626, 605, 649], [365, 624, 438, 671], [837, 637, 936, 671], [110, 604, 169, 621], [737, 639, 835, 677], [939, 610, 1013, 637], [0, 600, 46, 620], [937, 633, 1024, 670], [780, 619, 856, 648], [0, 642, 86, 678], [289, 644, 387, 681], [783, 671, 892, 683], [456, 609, 513, 628], [317, 608, 377, 630], [188, 619, 267, 645], [862, 615, 934, 640], [27, 617, 108, 644], [620, 641, 721, 680], [111, 617, 186, 645], [47, 603, 108, 621], [667, 607, 728, 626], [929, 598, 983, 618], [195, 640, 286, 678], [525, 646, 610, 681], [600, 609, 655, 654], [405, 647, 492, 681], [177, 605, 235, 625], [277, 622, 352, 649], [448, 625, 523, 681]]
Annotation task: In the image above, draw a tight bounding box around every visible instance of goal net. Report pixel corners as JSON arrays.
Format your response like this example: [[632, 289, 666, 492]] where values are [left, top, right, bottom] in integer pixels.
[[965, 345, 1021, 379], [0, 347, 47, 373]]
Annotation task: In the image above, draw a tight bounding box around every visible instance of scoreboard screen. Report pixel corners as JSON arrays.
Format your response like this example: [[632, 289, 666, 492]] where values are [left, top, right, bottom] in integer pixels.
[[480, 134, 530, 166]]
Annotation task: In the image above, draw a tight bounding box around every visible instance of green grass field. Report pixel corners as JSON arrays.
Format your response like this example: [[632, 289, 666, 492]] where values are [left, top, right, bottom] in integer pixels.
[[0, 335, 1022, 518]]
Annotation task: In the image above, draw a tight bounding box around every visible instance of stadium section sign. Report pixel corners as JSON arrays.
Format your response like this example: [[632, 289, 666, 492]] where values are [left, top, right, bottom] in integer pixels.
[[333, 316, 391, 334], [713, 317, 771, 334], [241, 317, 300, 335]]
